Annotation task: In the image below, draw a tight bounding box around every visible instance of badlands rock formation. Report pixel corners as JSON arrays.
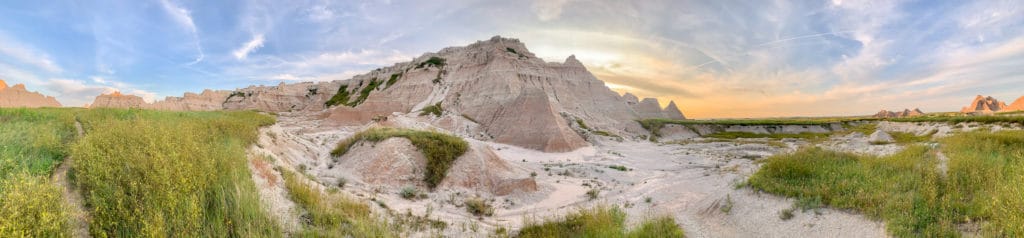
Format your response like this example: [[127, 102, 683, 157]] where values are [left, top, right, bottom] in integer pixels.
[[873, 108, 924, 118], [1005, 96, 1024, 112], [224, 81, 344, 112], [89, 91, 145, 109], [321, 36, 682, 152], [147, 89, 233, 111], [961, 95, 1008, 114], [0, 79, 62, 108], [623, 92, 686, 119]]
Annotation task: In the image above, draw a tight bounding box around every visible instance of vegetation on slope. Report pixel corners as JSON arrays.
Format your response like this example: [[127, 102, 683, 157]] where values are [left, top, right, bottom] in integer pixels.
[[385, 73, 402, 89], [70, 110, 280, 236], [280, 169, 395, 237], [749, 130, 1024, 237], [416, 56, 446, 69], [351, 79, 382, 107], [638, 117, 874, 138], [419, 102, 443, 117], [517, 205, 684, 238], [331, 127, 468, 188], [325, 85, 351, 107], [888, 115, 1024, 124]]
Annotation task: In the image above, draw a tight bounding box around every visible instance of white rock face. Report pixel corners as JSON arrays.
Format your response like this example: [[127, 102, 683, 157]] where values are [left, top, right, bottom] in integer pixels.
[[0, 79, 62, 108], [868, 130, 894, 144], [224, 81, 344, 112]]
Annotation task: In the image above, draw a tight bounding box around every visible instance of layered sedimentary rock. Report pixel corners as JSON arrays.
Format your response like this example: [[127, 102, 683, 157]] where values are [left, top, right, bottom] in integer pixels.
[[1005, 96, 1024, 112], [0, 79, 62, 108], [622, 93, 684, 119], [90, 91, 145, 109], [322, 36, 678, 152], [873, 108, 924, 118], [224, 81, 344, 112], [961, 95, 1008, 113], [146, 90, 232, 111]]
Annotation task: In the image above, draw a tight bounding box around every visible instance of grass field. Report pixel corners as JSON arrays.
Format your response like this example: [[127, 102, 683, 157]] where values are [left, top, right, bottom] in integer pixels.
[[888, 115, 1024, 124], [331, 127, 468, 188], [517, 205, 684, 238], [280, 169, 395, 237], [749, 130, 1024, 236], [0, 108, 79, 236]]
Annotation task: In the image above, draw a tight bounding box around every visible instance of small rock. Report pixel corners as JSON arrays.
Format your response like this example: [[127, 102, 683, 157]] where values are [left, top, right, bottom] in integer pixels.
[[868, 130, 894, 144]]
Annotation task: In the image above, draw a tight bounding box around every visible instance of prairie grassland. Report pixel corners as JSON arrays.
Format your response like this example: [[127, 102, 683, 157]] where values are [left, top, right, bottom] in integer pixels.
[[704, 131, 830, 140], [331, 127, 468, 188], [280, 169, 396, 237], [889, 115, 1024, 124], [0, 108, 79, 237], [517, 205, 684, 238], [749, 130, 1024, 236], [70, 110, 281, 236]]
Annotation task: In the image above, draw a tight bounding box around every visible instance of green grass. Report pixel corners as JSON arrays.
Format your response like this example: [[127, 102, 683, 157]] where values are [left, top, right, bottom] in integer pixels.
[[385, 73, 402, 89], [325, 85, 351, 107], [465, 197, 494, 217], [416, 56, 446, 69], [704, 131, 830, 140], [888, 115, 1024, 124], [419, 102, 442, 117], [843, 123, 878, 135], [280, 169, 395, 237], [0, 108, 79, 237], [351, 79, 382, 107], [70, 110, 281, 236], [749, 130, 1024, 237], [517, 205, 684, 238], [576, 119, 590, 130], [890, 131, 935, 144], [331, 127, 468, 188]]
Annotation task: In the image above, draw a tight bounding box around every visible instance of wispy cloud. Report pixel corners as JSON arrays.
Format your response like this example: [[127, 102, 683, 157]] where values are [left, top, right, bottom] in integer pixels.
[[159, 0, 204, 64], [0, 32, 62, 73], [233, 34, 266, 60], [531, 0, 573, 21]]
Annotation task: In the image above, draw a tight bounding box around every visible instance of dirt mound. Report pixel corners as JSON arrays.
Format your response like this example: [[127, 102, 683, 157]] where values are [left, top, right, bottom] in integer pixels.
[[335, 137, 536, 195], [0, 79, 62, 108]]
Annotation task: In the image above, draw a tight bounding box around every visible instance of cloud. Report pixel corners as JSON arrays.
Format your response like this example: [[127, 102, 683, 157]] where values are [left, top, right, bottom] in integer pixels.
[[233, 34, 266, 60], [532, 0, 572, 21], [0, 33, 62, 73], [43, 79, 115, 107], [159, 0, 205, 64]]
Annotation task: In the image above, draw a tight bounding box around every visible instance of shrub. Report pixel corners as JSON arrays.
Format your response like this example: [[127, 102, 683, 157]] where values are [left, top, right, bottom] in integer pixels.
[[281, 170, 395, 237], [576, 119, 590, 130], [517, 205, 684, 237], [419, 102, 443, 117], [400, 187, 419, 200], [586, 188, 600, 200], [331, 127, 468, 188], [324, 85, 351, 107], [465, 198, 494, 217], [0, 173, 70, 237], [385, 73, 402, 89], [608, 165, 628, 172], [417, 57, 446, 69]]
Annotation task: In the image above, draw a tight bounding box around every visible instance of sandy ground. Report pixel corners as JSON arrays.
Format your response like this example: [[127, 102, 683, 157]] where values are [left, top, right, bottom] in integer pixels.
[[52, 120, 91, 238], [252, 113, 901, 237]]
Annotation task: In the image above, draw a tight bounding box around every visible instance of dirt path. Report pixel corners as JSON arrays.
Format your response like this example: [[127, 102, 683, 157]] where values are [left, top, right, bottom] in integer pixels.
[[51, 120, 91, 238]]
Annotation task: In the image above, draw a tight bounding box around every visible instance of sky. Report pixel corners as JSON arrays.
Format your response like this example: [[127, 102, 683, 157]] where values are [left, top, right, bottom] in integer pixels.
[[0, 0, 1022, 118]]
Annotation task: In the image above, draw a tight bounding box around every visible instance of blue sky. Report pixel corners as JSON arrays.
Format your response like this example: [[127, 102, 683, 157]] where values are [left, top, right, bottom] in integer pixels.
[[0, 0, 1022, 118]]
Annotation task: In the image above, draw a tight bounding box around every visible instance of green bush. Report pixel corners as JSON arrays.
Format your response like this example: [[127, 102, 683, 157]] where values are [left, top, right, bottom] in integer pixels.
[[517, 205, 684, 237], [417, 57, 446, 69], [331, 127, 468, 188], [419, 102, 443, 117], [386, 73, 402, 89], [0, 173, 70, 237], [351, 79, 382, 106]]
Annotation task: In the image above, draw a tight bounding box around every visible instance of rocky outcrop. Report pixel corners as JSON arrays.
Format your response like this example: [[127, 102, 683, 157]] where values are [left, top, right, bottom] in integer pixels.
[[1005, 96, 1024, 112], [323, 36, 670, 152], [961, 95, 1008, 114], [224, 81, 343, 112], [90, 91, 145, 109], [868, 130, 894, 144], [0, 79, 62, 108], [630, 97, 686, 120], [873, 108, 924, 118], [146, 90, 232, 111]]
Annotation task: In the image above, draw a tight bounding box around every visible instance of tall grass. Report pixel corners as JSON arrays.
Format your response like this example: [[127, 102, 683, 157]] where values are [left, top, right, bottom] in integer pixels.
[[331, 127, 468, 188], [517, 205, 684, 237], [750, 130, 1024, 236], [280, 170, 395, 237], [70, 110, 281, 236], [0, 108, 78, 237], [889, 115, 1024, 124]]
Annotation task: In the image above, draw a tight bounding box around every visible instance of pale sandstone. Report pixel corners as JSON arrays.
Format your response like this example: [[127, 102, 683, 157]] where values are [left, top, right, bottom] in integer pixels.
[[90, 91, 145, 109]]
